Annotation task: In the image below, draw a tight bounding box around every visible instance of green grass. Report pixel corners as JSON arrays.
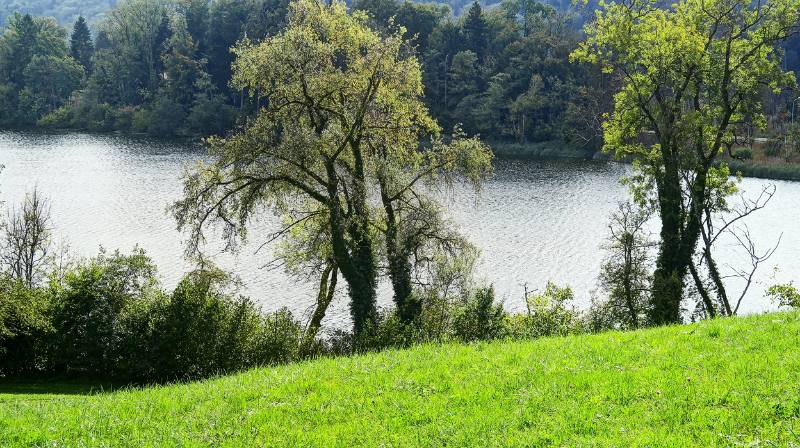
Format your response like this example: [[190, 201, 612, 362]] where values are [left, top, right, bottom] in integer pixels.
[[3, 312, 800, 447]]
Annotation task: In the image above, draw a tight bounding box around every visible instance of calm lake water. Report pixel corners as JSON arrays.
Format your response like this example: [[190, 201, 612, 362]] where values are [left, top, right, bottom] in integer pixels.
[[1, 131, 798, 326]]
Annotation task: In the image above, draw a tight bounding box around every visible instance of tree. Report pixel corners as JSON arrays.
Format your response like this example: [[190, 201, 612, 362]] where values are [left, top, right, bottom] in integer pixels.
[[1, 188, 53, 288], [596, 202, 654, 329], [691, 182, 780, 317], [97, 0, 169, 105], [23, 55, 84, 114], [0, 13, 70, 123], [206, 0, 251, 94], [462, 2, 487, 61], [174, 0, 424, 337], [178, 0, 210, 56], [160, 14, 204, 107], [572, 0, 800, 324], [70, 16, 94, 72], [374, 131, 491, 324], [174, 0, 491, 338]]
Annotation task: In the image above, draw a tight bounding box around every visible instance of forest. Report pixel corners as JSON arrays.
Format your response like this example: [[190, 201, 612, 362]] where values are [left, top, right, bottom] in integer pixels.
[[0, 0, 669, 150], [4, 0, 800, 155]]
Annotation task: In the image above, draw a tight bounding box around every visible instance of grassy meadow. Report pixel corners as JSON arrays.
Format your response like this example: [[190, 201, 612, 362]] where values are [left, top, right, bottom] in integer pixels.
[[2, 311, 800, 447]]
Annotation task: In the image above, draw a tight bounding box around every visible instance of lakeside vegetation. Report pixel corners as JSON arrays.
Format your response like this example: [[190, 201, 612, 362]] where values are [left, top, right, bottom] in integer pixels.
[[3, 311, 800, 446]]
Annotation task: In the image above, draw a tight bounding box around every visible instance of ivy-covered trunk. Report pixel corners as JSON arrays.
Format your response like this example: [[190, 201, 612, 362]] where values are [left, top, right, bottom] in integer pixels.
[[651, 147, 686, 325], [379, 177, 420, 325]]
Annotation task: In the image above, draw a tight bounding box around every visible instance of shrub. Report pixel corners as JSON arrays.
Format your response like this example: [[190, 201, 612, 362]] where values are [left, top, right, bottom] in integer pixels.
[[452, 287, 506, 342], [2, 250, 305, 381], [47, 248, 159, 376], [732, 147, 753, 160], [507, 282, 581, 339], [132, 98, 187, 137], [148, 268, 301, 380], [767, 283, 800, 309], [252, 308, 302, 366], [37, 106, 72, 128], [763, 139, 783, 157], [0, 277, 51, 375], [187, 94, 237, 137], [112, 106, 137, 132]]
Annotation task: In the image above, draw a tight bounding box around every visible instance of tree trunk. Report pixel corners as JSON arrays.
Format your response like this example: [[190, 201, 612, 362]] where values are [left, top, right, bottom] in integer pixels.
[[301, 262, 338, 356], [320, 138, 379, 340], [688, 260, 716, 318], [621, 235, 639, 328], [651, 149, 685, 324], [379, 178, 420, 324], [704, 248, 732, 316], [343, 141, 379, 338]]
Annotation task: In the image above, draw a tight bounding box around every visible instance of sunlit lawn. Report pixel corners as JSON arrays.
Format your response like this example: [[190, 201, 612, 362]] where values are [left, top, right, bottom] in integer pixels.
[[2, 311, 799, 447]]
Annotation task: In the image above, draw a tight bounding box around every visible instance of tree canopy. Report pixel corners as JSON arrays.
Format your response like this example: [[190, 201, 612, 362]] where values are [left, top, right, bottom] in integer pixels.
[[174, 0, 492, 338], [572, 0, 800, 323]]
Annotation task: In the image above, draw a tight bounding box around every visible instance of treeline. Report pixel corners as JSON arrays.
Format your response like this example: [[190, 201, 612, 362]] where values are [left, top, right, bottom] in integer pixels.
[[0, 0, 608, 148], [377, 0, 608, 146], [2, 0, 800, 146], [0, 0, 263, 136]]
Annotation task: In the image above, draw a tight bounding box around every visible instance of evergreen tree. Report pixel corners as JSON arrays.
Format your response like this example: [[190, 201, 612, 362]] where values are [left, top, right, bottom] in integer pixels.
[[179, 0, 210, 56], [462, 2, 487, 61], [161, 15, 204, 106], [152, 12, 172, 80], [70, 16, 94, 72], [2, 14, 40, 86]]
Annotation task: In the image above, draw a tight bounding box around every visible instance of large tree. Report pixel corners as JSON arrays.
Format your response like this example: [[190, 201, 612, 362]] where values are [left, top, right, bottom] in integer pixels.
[[174, 0, 491, 337], [572, 0, 800, 324]]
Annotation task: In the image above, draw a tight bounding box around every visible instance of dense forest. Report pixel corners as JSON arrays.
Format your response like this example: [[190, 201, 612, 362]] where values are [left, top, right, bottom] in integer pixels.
[[0, 0, 609, 148], [2, 0, 800, 150], [0, 0, 591, 26]]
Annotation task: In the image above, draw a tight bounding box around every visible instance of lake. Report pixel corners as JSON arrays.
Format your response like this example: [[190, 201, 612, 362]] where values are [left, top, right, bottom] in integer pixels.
[[1, 131, 798, 327]]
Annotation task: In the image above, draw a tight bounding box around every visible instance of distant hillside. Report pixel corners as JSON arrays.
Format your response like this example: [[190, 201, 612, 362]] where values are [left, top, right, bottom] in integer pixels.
[[0, 0, 117, 27], [0, 0, 592, 28]]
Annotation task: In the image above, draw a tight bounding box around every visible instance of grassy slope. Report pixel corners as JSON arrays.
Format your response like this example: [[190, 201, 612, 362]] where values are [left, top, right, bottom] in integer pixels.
[[2, 312, 800, 447]]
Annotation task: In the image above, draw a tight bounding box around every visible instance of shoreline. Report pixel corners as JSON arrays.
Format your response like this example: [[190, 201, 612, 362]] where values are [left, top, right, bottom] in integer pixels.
[[4, 129, 800, 182], [490, 140, 800, 182]]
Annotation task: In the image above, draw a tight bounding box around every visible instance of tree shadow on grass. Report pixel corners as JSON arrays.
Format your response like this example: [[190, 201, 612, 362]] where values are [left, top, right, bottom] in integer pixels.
[[0, 378, 123, 397]]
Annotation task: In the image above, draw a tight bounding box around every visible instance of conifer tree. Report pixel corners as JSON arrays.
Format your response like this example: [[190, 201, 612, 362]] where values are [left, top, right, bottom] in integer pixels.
[[70, 16, 94, 72], [462, 2, 487, 61]]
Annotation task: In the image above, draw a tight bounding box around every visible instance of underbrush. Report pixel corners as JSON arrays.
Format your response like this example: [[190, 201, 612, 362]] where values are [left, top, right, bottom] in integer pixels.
[[1, 250, 594, 383]]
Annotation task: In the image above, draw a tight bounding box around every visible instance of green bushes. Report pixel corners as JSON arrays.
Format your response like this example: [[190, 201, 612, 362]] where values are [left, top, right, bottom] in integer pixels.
[[0, 250, 302, 381], [724, 160, 800, 181], [767, 283, 800, 309], [48, 250, 159, 376], [452, 287, 506, 342], [0, 278, 51, 375], [329, 283, 586, 356], [763, 139, 783, 157], [146, 269, 300, 380], [732, 147, 753, 160], [1, 246, 597, 383]]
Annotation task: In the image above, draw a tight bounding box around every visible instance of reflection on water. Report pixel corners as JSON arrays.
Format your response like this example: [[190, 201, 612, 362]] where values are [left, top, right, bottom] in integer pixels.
[[1, 131, 798, 327]]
